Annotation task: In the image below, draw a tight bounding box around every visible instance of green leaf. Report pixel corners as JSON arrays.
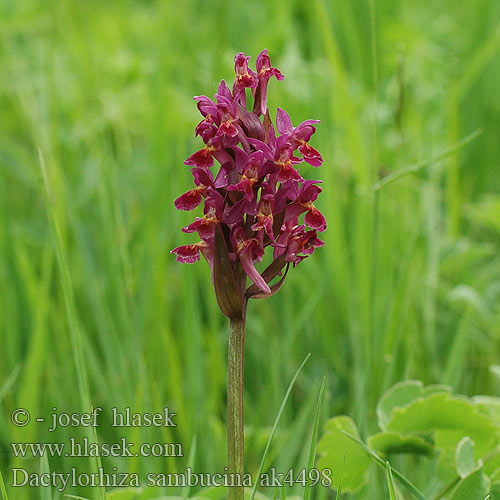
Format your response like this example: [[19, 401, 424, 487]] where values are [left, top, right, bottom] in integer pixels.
[[369, 431, 434, 456], [456, 437, 476, 478], [489, 482, 500, 500], [422, 385, 454, 397], [485, 453, 500, 478], [317, 416, 372, 492], [449, 467, 490, 500], [376, 380, 424, 430], [377, 380, 451, 430], [472, 396, 500, 422], [386, 393, 497, 455]]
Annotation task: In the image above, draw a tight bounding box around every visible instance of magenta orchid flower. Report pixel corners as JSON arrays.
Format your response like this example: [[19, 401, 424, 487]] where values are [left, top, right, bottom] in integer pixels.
[[172, 49, 326, 315], [171, 50, 327, 500]]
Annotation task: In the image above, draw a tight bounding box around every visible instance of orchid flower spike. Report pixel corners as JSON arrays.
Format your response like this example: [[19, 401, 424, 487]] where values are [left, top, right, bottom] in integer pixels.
[[171, 49, 326, 318]]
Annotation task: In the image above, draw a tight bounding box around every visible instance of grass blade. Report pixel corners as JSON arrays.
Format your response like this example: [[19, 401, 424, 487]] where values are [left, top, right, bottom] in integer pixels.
[[0, 468, 9, 500], [40, 454, 52, 500], [250, 353, 311, 500], [335, 452, 347, 500], [303, 377, 326, 500], [342, 431, 427, 500], [386, 461, 398, 500], [182, 435, 197, 500], [38, 150, 104, 500], [373, 129, 482, 191], [0, 363, 21, 403]]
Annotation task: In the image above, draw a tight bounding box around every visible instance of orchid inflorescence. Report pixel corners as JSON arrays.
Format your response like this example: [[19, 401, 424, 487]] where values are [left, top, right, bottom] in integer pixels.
[[171, 49, 326, 318]]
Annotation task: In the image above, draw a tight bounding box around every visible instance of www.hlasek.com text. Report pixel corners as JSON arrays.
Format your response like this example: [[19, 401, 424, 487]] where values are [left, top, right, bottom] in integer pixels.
[[11, 437, 183, 458], [11, 467, 333, 492]]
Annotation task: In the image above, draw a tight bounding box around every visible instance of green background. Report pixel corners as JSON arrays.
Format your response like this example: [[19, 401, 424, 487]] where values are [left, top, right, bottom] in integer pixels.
[[1, 0, 500, 498]]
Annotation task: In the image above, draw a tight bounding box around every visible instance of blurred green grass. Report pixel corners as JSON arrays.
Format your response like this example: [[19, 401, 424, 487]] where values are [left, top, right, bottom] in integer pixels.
[[1, 0, 500, 498]]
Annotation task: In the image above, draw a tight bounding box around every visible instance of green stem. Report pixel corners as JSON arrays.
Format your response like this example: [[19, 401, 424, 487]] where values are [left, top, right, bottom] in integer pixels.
[[228, 314, 245, 500]]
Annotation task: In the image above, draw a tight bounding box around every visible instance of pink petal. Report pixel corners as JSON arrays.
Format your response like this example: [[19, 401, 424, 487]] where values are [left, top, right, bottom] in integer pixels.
[[191, 167, 213, 187], [223, 198, 247, 224], [217, 80, 233, 101], [170, 244, 202, 264], [184, 147, 214, 168], [257, 78, 269, 115], [246, 138, 274, 160], [284, 203, 306, 223], [298, 143, 323, 167], [182, 217, 217, 240], [276, 162, 303, 183], [214, 167, 229, 188], [299, 182, 322, 203], [194, 95, 217, 117], [305, 206, 327, 231], [174, 189, 203, 211], [276, 107, 293, 135], [256, 49, 270, 73]]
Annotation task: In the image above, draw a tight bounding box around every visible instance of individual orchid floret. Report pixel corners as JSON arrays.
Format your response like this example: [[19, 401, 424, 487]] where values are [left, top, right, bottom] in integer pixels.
[[226, 151, 265, 201], [276, 108, 323, 166], [172, 50, 326, 319], [171, 240, 213, 266], [275, 225, 324, 265], [184, 145, 217, 169], [251, 195, 275, 241], [214, 95, 240, 142], [287, 227, 324, 265], [231, 227, 270, 295], [273, 136, 304, 183], [233, 52, 258, 95], [194, 95, 218, 120], [284, 180, 327, 232], [174, 187, 205, 211], [254, 49, 284, 116], [174, 168, 214, 211], [182, 205, 219, 240]]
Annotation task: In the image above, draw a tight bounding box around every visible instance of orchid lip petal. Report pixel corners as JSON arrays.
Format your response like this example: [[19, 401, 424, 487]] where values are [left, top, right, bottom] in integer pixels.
[[184, 147, 215, 168], [305, 206, 327, 232], [171, 242, 208, 264], [174, 188, 204, 211]]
